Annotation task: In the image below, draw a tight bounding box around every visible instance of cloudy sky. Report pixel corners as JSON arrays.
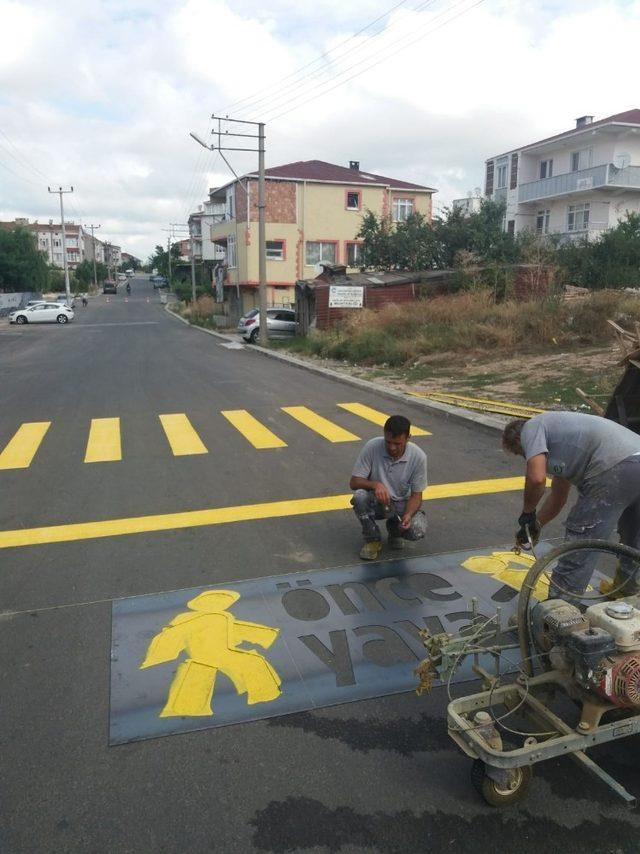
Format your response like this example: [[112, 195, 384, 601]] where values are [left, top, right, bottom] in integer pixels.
[[1, 0, 639, 260]]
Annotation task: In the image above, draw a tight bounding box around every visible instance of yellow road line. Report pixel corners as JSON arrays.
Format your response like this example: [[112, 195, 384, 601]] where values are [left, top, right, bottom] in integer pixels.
[[411, 391, 544, 415], [159, 414, 208, 456], [84, 418, 122, 463], [282, 406, 359, 442], [0, 475, 527, 549], [221, 410, 286, 449], [0, 422, 51, 470], [337, 402, 430, 436]]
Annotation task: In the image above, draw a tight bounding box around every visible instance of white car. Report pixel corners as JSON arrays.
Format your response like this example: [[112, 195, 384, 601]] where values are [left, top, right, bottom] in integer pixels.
[[9, 303, 74, 324], [237, 308, 297, 343]]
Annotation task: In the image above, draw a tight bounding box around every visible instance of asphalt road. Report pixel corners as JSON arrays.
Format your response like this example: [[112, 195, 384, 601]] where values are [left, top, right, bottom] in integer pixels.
[[1, 278, 639, 854]]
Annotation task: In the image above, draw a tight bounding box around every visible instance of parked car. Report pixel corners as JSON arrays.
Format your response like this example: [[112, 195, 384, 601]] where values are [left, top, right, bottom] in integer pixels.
[[52, 295, 76, 308], [237, 308, 297, 343], [152, 276, 169, 289], [103, 281, 117, 294], [9, 304, 74, 324], [125, 269, 134, 277]]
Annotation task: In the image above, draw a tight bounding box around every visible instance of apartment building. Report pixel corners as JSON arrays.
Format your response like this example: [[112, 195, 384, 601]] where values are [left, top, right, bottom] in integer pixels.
[[484, 108, 640, 239], [206, 159, 435, 312], [84, 233, 105, 265], [0, 218, 86, 268]]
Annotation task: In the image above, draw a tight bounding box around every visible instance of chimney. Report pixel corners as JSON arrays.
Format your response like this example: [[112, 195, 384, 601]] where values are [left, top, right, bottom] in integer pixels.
[[575, 115, 594, 128], [349, 160, 360, 171]]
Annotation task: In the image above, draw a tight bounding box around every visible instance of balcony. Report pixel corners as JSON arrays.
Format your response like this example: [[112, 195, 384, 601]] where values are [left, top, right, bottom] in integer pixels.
[[519, 164, 640, 203]]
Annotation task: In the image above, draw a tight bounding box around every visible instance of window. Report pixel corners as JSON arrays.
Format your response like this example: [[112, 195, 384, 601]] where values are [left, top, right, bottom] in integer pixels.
[[540, 159, 553, 179], [227, 234, 237, 267], [567, 202, 590, 232], [571, 149, 591, 172], [496, 162, 508, 189], [226, 187, 235, 220], [266, 240, 285, 260], [485, 160, 494, 196], [54, 239, 61, 247], [392, 198, 414, 222], [305, 241, 336, 265], [536, 209, 550, 234], [346, 242, 364, 267], [346, 191, 361, 211], [507, 220, 515, 235], [510, 153, 518, 190]]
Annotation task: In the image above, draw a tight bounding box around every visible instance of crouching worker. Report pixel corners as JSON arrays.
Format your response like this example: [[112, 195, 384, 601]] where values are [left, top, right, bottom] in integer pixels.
[[350, 415, 427, 561], [502, 412, 640, 603]]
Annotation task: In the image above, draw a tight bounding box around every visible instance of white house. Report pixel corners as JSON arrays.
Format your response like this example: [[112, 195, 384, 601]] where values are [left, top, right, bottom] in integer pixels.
[[484, 108, 640, 239], [0, 218, 86, 268]]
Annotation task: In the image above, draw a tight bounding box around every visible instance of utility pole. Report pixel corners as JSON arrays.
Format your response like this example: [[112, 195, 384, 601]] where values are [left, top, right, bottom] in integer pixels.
[[167, 235, 172, 285], [48, 186, 73, 305], [87, 223, 101, 290], [189, 224, 197, 304], [257, 123, 266, 341], [190, 115, 268, 343]]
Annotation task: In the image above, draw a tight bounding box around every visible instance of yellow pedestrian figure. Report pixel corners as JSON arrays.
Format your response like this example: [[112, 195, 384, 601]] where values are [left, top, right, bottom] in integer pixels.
[[140, 590, 282, 718]]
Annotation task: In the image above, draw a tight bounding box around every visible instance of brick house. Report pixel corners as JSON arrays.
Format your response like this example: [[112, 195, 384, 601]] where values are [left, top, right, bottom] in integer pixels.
[[205, 159, 435, 315]]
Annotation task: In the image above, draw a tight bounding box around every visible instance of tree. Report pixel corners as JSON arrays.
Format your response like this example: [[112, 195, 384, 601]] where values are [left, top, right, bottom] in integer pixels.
[[147, 243, 181, 280], [73, 259, 108, 289], [0, 227, 49, 292], [556, 212, 640, 289]]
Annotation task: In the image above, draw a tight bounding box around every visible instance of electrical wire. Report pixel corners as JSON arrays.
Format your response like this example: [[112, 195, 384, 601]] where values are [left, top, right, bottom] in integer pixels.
[[219, 0, 412, 116], [0, 129, 52, 183], [260, 0, 485, 124], [226, 0, 437, 120]]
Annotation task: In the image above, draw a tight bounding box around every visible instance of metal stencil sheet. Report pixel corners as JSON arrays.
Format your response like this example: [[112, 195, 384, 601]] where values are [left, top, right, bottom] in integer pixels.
[[109, 544, 543, 745]]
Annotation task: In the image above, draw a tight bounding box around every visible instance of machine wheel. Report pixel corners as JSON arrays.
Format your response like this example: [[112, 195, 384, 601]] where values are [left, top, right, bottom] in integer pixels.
[[249, 328, 259, 344], [56, 314, 68, 324], [471, 759, 532, 807], [15, 315, 27, 324]]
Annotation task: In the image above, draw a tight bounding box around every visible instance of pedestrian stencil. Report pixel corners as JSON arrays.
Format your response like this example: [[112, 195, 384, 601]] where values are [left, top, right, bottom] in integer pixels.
[[140, 590, 281, 718], [109, 545, 553, 745]]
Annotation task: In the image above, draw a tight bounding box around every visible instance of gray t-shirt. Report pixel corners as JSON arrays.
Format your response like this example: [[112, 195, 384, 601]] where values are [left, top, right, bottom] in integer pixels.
[[520, 412, 640, 486], [352, 437, 427, 500]]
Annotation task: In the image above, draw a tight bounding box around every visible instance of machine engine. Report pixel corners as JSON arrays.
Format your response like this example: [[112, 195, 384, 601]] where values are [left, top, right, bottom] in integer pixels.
[[532, 599, 640, 708]]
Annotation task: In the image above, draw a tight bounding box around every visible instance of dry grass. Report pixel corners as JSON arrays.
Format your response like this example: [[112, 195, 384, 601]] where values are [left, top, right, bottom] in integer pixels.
[[289, 290, 640, 367]]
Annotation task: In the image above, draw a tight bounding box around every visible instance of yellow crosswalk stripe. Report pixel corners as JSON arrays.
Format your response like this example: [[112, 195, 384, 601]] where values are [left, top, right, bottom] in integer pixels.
[[337, 403, 431, 436], [0, 422, 51, 470], [159, 414, 208, 456], [221, 410, 287, 449], [84, 418, 122, 463], [282, 406, 359, 442]]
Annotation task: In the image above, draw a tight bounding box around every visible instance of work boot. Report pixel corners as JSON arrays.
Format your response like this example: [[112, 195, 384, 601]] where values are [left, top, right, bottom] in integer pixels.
[[600, 565, 640, 599], [359, 540, 382, 561]]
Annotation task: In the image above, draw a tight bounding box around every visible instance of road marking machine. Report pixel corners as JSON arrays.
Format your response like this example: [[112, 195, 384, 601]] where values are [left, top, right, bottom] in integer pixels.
[[416, 539, 640, 806]]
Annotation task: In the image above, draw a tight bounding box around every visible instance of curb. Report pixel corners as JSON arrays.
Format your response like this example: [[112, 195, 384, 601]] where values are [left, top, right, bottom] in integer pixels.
[[164, 304, 507, 433]]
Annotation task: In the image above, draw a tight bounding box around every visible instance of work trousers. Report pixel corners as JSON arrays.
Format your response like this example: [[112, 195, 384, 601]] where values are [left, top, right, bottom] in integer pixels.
[[550, 455, 640, 600], [351, 488, 427, 543]]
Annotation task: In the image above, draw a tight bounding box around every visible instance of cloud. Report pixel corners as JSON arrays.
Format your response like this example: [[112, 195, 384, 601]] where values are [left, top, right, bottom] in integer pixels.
[[0, 0, 639, 258]]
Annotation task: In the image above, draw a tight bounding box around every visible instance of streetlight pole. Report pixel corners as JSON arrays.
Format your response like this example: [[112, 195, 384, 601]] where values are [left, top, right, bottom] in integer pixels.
[[88, 223, 101, 290], [48, 186, 73, 305], [190, 116, 268, 342]]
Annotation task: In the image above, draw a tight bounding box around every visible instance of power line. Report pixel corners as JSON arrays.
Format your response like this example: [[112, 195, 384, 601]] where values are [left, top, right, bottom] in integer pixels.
[[0, 128, 51, 182], [220, 0, 414, 118], [0, 157, 41, 187], [262, 0, 486, 123]]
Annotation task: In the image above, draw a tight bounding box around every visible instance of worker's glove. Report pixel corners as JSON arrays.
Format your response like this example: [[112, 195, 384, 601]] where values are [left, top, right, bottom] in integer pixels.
[[516, 511, 540, 547]]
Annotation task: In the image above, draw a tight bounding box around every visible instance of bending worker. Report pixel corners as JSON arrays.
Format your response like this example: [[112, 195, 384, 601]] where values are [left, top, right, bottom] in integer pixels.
[[502, 412, 640, 601], [350, 414, 427, 561]]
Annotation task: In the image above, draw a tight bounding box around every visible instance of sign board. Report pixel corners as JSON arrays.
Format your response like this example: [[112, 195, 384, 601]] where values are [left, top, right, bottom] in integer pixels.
[[329, 286, 364, 309], [108, 545, 549, 745]]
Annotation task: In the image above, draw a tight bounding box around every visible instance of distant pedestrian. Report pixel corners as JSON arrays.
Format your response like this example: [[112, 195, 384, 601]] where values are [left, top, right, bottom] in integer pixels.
[[350, 414, 428, 561], [82, 296, 88, 307]]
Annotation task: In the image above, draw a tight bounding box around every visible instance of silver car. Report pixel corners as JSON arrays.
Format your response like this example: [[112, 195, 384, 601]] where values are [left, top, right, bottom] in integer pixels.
[[237, 308, 297, 343], [9, 303, 74, 324]]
